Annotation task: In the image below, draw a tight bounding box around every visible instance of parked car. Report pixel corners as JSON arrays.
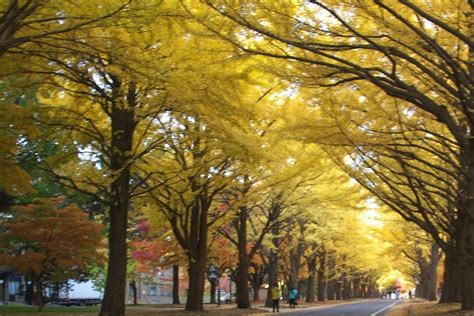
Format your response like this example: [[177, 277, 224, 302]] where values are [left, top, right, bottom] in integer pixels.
[[219, 292, 235, 304]]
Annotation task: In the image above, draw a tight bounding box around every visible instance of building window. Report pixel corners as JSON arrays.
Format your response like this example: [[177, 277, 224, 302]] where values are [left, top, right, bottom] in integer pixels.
[[149, 285, 157, 296], [8, 279, 21, 295]]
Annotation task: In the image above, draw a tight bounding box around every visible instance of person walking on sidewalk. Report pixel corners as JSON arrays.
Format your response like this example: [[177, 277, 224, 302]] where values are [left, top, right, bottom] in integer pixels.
[[271, 283, 281, 312], [289, 287, 298, 309]]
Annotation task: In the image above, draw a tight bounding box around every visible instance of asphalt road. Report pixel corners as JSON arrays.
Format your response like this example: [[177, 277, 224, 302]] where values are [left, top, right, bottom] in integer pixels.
[[275, 299, 401, 316]]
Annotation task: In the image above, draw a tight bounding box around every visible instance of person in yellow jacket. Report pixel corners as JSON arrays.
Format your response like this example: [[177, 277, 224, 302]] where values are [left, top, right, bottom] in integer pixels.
[[271, 282, 281, 312]]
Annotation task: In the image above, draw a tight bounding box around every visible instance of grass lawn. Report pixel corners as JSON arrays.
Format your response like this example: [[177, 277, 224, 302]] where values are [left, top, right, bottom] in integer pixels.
[[0, 304, 269, 315], [410, 301, 470, 315], [0, 304, 100, 314], [369, 299, 474, 316]]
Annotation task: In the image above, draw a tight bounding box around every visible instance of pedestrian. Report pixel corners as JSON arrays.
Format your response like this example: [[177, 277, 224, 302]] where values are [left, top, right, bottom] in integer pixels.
[[288, 287, 298, 309], [408, 290, 412, 299], [271, 282, 281, 312]]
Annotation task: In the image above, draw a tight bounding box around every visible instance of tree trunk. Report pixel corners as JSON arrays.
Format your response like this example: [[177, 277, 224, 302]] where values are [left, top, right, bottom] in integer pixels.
[[250, 263, 265, 301], [459, 212, 474, 309], [460, 25, 474, 309], [327, 254, 336, 301], [172, 265, 180, 304], [252, 283, 260, 301], [101, 198, 128, 315], [421, 275, 429, 300], [235, 265, 249, 307], [183, 175, 212, 311], [306, 257, 316, 303], [33, 279, 44, 311], [297, 279, 305, 301], [426, 243, 441, 301], [426, 277, 437, 301], [265, 256, 277, 308], [327, 280, 335, 300], [352, 274, 360, 298], [416, 281, 423, 299], [265, 223, 280, 308], [186, 256, 206, 311], [459, 14, 474, 310], [343, 275, 351, 300], [367, 277, 377, 298], [317, 250, 327, 302], [360, 280, 367, 298], [130, 280, 138, 305], [335, 279, 342, 300], [100, 83, 136, 316], [210, 280, 217, 304], [440, 247, 462, 303], [184, 208, 209, 311], [25, 278, 34, 305], [235, 206, 251, 308], [288, 221, 305, 290]]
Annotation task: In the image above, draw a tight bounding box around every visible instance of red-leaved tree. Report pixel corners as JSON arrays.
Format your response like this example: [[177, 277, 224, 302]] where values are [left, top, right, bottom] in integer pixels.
[[0, 197, 105, 310]]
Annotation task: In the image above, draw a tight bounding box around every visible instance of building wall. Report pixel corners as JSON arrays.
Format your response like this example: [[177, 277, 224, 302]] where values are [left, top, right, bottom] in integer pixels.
[[127, 268, 173, 304]]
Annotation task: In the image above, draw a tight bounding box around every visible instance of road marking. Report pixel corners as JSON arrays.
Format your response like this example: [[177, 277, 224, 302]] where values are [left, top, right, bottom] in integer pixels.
[[370, 301, 401, 316]]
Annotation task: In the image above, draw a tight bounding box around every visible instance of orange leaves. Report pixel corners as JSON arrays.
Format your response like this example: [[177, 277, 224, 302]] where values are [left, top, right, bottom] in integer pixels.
[[0, 197, 105, 281], [208, 235, 237, 268]]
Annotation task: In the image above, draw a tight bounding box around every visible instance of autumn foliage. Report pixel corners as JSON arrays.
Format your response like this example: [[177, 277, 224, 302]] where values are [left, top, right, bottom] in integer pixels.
[[0, 197, 104, 309], [1, 0, 473, 313]]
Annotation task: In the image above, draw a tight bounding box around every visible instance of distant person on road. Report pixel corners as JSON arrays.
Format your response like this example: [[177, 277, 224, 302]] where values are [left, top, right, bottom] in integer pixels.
[[288, 287, 298, 309], [408, 290, 413, 299], [271, 282, 281, 312]]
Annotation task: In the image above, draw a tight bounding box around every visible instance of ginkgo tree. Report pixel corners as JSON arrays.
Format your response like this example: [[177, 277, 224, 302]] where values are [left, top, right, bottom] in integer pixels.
[[370, 208, 442, 301], [257, 149, 348, 305], [137, 111, 236, 311], [317, 87, 461, 303], [135, 33, 284, 309], [215, 141, 327, 308], [196, 0, 474, 309], [0, 1, 129, 56], [0, 3, 152, 313], [23, 3, 185, 313], [0, 0, 130, 197], [3, 1, 467, 313]]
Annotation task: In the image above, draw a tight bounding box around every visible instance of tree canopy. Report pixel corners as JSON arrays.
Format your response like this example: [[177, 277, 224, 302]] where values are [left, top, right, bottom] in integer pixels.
[[0, 1, 472, 313]]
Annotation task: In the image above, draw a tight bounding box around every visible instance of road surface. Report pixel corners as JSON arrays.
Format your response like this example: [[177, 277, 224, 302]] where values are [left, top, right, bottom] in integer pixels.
[[275, 299, 401, 316]]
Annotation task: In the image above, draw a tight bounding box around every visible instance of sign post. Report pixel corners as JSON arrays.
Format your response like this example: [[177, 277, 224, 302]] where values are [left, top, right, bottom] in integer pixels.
[[207, 264, 219, 304]]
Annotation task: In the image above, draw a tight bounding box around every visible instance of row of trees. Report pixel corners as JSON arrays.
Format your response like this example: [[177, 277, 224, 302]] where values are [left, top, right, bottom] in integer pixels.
[[0, 0, 471, 314], [195, 0, 474, 310], [0, 193, 440, 310]]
